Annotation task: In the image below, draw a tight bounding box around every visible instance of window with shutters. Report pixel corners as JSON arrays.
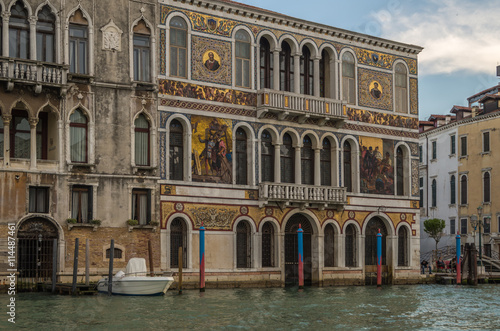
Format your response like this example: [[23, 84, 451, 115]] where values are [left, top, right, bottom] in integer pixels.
[[450, 218, 456, 235], [169, 119, 184, 181], [260, 38, 273, 89], [10, 1, 29, 59], [301, 135, 314, 185], [343, 141, 352, 192], [342, 52, 355, 104], [261, 222, 274, 267], [280, 133, 294, 183], [235, 30, 251, 88], [345, 224, 356, 267], [395, 63, 408, 113], [483, 131, 490, 153], [460, 175, 467, 205], [450, 135, 456, 155], [396, 146, 404, 196], [71, 185, 92, 223], [170, 218, 187, 268], [37, 6, 55, 62], [279, 41, 294, 92], [300, 46, 313, 95], [320, 139, 332, 186], [460, 218, 468, 234], [460, 136, 467, 157], [398, 226, 408, 266], [135, 114, 150, 166], [132, 189, 151, 225], [483, 171, 491, 203], [324, 224, 335, 267], [261, 130, 274, 182], [236, 221, 251, 268], [235, 128, 248, 185], [169, 17, 187, 78]]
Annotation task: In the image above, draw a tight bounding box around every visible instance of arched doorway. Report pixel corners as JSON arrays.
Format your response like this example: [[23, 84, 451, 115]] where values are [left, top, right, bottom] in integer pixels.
[[284, 214, 313, 286], [170, 218, 187, 268], [364, 217, 388, 285], [17, 218, 59, 290]]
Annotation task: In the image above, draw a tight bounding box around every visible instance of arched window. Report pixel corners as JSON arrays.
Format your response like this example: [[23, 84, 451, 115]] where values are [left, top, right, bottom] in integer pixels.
[[324, 224, 335, 267], [259, 38, 273, 89], [170, 218, 187, 268], [235, 30, 251, 88], [133, 20, 151, 82], [483, 172, 491, 203], [280, 133, 294, 183], [460, 175, 467, 205], [398, 226, 408, 266], [236, 221, 251, 268], [396, 146, 404, 196], [235, 128, 248, 185], [320, 139, 332, 186], [106, 247, 122, 259], [10, 1, 30, 59], [319, 50, 330, 98], [431, 179, 437, 207], [342, 52, 355, 104], [450, 175, 456, 205], [169, 17, 187, 78], [343, 141, 352, 192], [345, 224, 356, 267], [261, 222, 274, 267], [69, 9, 89, 74], [36, 112, 48, 160], [169, 119, 183, 181], [279, 41, 293, 92], [395, 63, 408, 113], [134, 114, 150, 166], [11, 109, 30, 159], [300, 46, 313, 95], [70, 109, 88, 163], [301, 135, 314, 185], [37, 6, 55, 62], [261, 130, 274, 182]]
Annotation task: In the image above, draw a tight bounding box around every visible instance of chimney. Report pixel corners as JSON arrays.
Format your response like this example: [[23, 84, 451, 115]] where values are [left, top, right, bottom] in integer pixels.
[[472, 106, 479, 117], [445, 115, 451, 124]]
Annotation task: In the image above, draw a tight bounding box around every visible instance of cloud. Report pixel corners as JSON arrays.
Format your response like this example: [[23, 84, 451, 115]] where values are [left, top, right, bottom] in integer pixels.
[[372, 0, 500, 76]]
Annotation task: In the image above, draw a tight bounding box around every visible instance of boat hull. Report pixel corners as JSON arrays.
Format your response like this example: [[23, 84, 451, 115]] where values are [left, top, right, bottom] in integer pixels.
[[97, 276, 174, 296]]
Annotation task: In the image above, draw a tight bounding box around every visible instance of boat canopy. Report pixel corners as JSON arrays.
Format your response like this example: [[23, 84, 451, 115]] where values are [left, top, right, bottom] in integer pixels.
[[125, 258, 148, 276]]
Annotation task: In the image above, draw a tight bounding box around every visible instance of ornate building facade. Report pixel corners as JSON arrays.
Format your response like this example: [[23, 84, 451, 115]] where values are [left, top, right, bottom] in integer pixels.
[[158, 0, 422, 286]]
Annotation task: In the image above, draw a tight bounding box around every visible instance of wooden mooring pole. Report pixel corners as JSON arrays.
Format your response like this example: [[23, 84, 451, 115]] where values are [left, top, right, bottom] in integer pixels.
[[108, 239, 114, 295], [85, 239, 90, 286], [178, 246, 183, 294], [51, 239, 57, 293], [72, 238, 79, 295], [148, 240, 154, 277]]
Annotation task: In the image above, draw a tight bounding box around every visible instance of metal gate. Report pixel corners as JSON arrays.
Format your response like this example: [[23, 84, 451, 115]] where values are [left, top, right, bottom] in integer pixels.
[[170, 218, 187, 268], [285, 214, 312, 286], [17, 218, 58, 291]]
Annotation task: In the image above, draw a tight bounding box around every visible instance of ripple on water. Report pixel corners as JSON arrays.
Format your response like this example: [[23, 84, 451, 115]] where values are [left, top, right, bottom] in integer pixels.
[[1, 284, 499, 330]]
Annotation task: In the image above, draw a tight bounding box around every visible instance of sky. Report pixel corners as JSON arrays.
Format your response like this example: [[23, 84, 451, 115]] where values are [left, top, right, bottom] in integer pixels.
[[241, 0, 500, 120]]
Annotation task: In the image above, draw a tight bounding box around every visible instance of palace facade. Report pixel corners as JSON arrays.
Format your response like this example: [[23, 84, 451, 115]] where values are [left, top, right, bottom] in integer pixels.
[[1, 0, 422, 287]]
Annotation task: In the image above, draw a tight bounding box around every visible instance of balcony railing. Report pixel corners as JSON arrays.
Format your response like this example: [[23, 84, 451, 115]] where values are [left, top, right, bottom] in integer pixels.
[[259, 182, 346, 208], [0, 57, 67, 93], [256, 89, 346, 125]]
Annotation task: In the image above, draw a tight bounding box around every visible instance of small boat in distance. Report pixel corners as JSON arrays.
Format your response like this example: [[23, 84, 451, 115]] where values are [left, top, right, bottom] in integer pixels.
[[97, 258, 174, 296]]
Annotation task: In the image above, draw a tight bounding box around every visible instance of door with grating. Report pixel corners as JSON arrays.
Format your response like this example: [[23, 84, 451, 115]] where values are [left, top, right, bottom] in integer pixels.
[[284, 214, 312, 286]]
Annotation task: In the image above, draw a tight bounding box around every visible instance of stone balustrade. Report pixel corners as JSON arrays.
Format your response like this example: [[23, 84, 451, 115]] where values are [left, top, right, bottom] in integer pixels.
[[259, 182, 346, 207]]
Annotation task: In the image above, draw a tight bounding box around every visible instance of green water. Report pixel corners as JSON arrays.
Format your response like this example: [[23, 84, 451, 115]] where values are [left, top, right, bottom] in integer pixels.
[[1, 285, 499, 330]]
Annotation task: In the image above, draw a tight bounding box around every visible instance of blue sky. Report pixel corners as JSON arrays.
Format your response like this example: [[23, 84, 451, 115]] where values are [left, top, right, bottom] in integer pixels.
[[242, 0, 500, 120]]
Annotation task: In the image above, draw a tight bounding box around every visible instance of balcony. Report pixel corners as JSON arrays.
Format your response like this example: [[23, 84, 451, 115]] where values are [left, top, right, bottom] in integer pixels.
[[256, 89, 346, 126], [259, 182, 347, 209], [0, 57, 68, 95]]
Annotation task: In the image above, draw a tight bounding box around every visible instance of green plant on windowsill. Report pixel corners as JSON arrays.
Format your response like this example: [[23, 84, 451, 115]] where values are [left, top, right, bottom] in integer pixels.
[[90, 219, 102, 226], [127, 219, 139, 226], [66, 218, 77, 224], [149, 221, 159, 226]]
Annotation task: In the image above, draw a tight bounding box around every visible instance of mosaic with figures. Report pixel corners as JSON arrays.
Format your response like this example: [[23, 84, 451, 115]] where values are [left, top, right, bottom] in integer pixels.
[[359, 137, 394, 195], [346, 107, 418, 129], [358, 68, 393, 111], [191, 36, 231, 85]]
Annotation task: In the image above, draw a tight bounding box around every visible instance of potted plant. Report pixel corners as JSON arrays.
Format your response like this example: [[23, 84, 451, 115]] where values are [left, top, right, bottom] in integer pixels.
[[66, 218, 77, 224], [127, 219, 139, 226], [90, 219, 102, 226], [149, 220, 159, 226]]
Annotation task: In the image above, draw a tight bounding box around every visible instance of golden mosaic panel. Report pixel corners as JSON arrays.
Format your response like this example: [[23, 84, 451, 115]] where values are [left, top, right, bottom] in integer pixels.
[[191, 36, 231, 85], [186, 205, 239, 230], [161, 202, 175, 228], [411, 159, 419, 196], [410, 78, 418, 115], [358, 68, 393, 111], [346, 107, 418, 129], [161, 185, 176, 195]]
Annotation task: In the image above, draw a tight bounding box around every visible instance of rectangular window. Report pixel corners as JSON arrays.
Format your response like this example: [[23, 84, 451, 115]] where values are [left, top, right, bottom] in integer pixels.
[[483, 132, 490, 153], [484, 244, 492, 258], [419, 145, 423, 163], [431, 141, 437, 160], [132, 189, 151, 225], [69, 24, 88, 74], [133, 35, 150, 81], [71, 185, 92, 223], [483, 217, 491, 234], [460, 218, 468, 235], [419, 177, 424, 207], [29, 187, 49, 213], [460, 136, 467, 157], [450, 218, 456, 235], [450, 135, 456, 155]]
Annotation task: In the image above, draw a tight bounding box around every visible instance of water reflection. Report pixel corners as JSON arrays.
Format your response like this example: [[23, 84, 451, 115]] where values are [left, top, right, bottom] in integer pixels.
[[3, 284, 499, 330]]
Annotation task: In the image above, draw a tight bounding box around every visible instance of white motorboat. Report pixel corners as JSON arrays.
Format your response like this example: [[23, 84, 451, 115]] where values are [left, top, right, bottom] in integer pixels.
[[97, 258, 174, 296]]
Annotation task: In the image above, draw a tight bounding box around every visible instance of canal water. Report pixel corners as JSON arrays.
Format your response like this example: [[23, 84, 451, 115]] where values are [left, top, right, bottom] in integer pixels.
[[2, 284, 499, 330]]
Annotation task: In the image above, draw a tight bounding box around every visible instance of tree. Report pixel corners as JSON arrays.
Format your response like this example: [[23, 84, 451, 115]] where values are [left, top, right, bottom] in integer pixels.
[[424, 218, 446, 254]]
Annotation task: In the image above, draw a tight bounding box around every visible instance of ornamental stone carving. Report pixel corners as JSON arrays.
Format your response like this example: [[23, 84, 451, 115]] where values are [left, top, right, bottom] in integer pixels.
[[100, 20, 123, 51]]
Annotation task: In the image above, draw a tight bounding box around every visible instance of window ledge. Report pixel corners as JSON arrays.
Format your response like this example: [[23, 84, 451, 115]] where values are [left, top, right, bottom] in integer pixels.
[[132, 165, 157, 175], [132, 81, 157, 91], [448, 204, 456, 208], [68, 223, 99, 231], [68, 162, 95, 172], [449, 154, 456, 158], [128, 224, 157, 232], [459, 155, 468, 160], [459, 204, 469, 208], [430, 158, 437, 163], [483, 202, 491, 205], [68, 73, 94, 84], [481, 151, 490, 155]]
